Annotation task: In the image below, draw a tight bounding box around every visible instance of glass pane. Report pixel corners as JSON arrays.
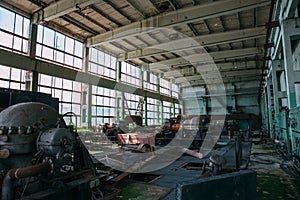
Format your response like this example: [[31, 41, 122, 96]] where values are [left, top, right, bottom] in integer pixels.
[[53, 77, 62, 87], [99, 51, 105, 65], [61, 103, 72, 114], [90, 48, 97, 62], [62, 91, 72, 102], [42, 46, 54, 60], [0, 7, 15, 32], [10, 68, 21, 81], [43, 27, 55, 47], [55, 32, 65, 50], [74, 57, 82, 69], [10, 82, 20, 90], [90, 63, 97, 73], [23, 18, 30, 38], [22, 39, 28, 53], [63, 80, 73, 90], [64, 54, 73, 66], [73, 82, 81, 92], [72, 92, 81, 103], [14, 15, 23, 36], [40, 74, 52, 86], [65, 37, 74, 54], [54, 89, 62, 99], [0, 31, 13, 48], [0, 80, 9, 88], [39, 86, 51, 94], [105, 54, 110, 67], [55, 51, 64, 63], [72, 104, 81, 115], [13, 36, 22, 51], [37, 26, 43, 43], [0, 65, 10, 79], [36, 44, 42, 57], [74, 40, 83, 57], [111, 56, 116, 69]]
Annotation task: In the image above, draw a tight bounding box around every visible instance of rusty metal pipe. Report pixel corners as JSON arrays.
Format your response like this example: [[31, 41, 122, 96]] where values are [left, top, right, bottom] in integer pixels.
[[8, 162, 51, 179], [181, 148, 203, 159], [1, 162, 52, 200]]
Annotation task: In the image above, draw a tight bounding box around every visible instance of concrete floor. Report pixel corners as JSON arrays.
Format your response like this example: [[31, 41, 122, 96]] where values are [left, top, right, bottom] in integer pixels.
[[249, 142, 300, 200], [112, 140, 300, 200]]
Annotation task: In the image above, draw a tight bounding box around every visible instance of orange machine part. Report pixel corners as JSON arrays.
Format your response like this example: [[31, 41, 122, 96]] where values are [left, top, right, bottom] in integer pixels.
[[171, 123, 180, 131], [107, 124, 113, 129]]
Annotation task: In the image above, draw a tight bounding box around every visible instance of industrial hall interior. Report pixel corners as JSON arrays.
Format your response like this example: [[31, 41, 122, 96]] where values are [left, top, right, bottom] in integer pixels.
[[1, 0, 300, 199]]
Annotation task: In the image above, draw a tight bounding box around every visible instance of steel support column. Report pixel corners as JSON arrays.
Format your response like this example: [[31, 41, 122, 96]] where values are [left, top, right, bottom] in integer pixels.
[[281, 19, 298, 108], [266, 78, 274, 137], [116, 61, 124, 120], [271, 60, 282, 116], [81, 46, 92, 129], [27, 22, 38, 92], [280, 17, 300, 156]]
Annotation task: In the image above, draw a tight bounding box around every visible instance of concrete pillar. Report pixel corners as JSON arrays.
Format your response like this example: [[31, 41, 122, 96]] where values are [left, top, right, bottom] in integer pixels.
[[281, 19, 297, 108], [27, 22, 38, 92], [281, 18, 300, 156], [205, 86, 209, 114], [271, 60, 283, 116], [81, 46, 92, 128], [266, 78, 274, 137], [144, 96, 148, 126], [116, 61, 124, 120]]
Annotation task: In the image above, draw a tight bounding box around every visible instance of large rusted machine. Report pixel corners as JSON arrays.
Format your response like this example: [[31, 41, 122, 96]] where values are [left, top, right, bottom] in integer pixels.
[[0, 102, 106, 200]]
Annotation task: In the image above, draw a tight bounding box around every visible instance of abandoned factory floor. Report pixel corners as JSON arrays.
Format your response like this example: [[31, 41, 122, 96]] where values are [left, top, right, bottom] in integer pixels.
[[109, 139, 300, 200], [249, 142, 300, 200]]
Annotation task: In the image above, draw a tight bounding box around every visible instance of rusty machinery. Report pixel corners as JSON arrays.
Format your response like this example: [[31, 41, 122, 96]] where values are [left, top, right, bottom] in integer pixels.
[[0, 102, 111, 200], [155, 116, 182, 146], [155, 113, 259, 149]]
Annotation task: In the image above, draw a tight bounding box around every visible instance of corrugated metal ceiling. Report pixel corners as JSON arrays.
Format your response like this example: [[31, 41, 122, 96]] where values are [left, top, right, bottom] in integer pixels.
[[0, 0, 271, 88]]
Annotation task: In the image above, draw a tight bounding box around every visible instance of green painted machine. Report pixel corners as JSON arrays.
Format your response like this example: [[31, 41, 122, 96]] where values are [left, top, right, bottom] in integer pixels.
[[273, 106, 300, 172]]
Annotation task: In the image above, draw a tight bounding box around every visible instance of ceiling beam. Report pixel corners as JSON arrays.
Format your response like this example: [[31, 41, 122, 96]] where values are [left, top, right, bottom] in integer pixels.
[[181, 76, 260, 87], [89, 5, 122, 27], [118, 27, 266, 61], [149, 48, 263, 70], [125, 0, 146, 18], [86, 0, 270, 47], [163, 61, 257, 78], [102, 0, 133, 23], [175, 69, 260, 83], [60, 15, 99, 35], [74, 10, 109, 32], [33, 0, 103, 24]]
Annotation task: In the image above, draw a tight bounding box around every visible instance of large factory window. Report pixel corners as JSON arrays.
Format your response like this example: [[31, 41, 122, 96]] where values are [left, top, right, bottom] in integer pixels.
[[163, 101, 173, 120], [160, 78, 170, 96], [147, 97, 159, 125], [0, 65, 26, 90], [124, 93, 141, 115], [38, 74, 82, 126], [91, 86, 116, 126], [36, 25, 83, 70], [121, 62, 140, 86], [172, 83, 179, 98], [89, 48, 116, 80], [143, 71, 158, 91], [0, 6, 30, 54]]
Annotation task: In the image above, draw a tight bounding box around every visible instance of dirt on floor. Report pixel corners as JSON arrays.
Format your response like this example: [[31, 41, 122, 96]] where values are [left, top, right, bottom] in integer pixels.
[[115, 181, 171, 200], [249, 143, 300, 200]]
